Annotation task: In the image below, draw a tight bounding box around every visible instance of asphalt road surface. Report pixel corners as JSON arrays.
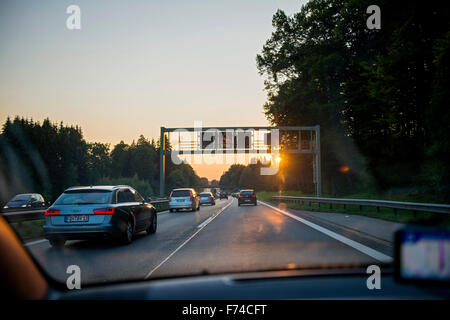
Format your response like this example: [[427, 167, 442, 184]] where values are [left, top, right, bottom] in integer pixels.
[[27, 198, 392, 285]]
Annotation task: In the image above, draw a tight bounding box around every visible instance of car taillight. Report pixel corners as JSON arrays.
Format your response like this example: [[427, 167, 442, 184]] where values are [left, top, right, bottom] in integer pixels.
[[252, 194, 256, 198], [93, 208, 115, 215], [238, 195, 242, 198], [45, 209, 60, 216], [209, 196, 213, 199]]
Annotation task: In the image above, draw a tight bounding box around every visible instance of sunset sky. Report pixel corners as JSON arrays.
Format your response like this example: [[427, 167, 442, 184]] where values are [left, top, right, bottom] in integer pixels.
[[0, 0, 306, 179]]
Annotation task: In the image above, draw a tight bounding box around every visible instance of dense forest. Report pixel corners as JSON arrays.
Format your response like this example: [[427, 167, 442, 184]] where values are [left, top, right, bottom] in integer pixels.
[[220, 0, 449, 198], [0, 117, 204, 202]]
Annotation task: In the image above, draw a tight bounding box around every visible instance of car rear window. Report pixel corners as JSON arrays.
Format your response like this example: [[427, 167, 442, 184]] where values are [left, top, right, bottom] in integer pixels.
[[240, 191, 254, 196], [54, 190, 112, 205], [200, 193, 211, 197], [171, 190, 191, 197]]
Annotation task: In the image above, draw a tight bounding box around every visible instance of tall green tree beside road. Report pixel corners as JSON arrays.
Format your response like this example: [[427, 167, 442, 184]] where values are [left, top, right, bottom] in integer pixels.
[[220, 162, 283, 192], [256, 0, 450, 197], [199, 177, 210, 187], [423, 30, 450, 193], [87, 142, 111, 183], [0, 117, 90, 201]]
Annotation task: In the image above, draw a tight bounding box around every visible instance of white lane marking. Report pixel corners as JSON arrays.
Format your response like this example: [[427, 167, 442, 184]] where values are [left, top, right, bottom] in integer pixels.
[[25, 239, 48, 246], [144, 201, 233, 279], [260, 201, 392, 263], [197, 216, 213, 228], [157, 210, 168, 215]]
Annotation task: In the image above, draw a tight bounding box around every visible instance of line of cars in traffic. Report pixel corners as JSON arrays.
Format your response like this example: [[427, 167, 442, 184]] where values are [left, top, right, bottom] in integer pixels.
[[167, 188, 234, 212], [2, 186, 255, 248], [43, 186, 231, 246], [1, 186, 158, 247]]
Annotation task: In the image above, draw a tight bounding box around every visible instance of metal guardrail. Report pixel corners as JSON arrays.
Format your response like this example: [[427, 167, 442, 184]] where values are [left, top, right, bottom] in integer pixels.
[[1, 209, 46, 223], [149, 199, 170, 205], [1, 199, 171, 223], [148, 199, 170, 212], [271, 196, 450, 215]]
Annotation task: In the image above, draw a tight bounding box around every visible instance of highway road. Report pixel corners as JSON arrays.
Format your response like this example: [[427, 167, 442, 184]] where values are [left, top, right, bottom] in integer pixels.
[[26, 198, 393, 285]]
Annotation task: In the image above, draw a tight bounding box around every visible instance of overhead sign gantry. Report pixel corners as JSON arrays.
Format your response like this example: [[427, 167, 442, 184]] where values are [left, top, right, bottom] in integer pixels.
[[159, 124, 321, 197]]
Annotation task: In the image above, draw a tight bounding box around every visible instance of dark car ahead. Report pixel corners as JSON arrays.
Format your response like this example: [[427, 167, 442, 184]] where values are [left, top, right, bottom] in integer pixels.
[[2, 193, 46, 212], [219, 191, 228, 200], [238, 189, 257, 206], [43, 185, 157, 247]]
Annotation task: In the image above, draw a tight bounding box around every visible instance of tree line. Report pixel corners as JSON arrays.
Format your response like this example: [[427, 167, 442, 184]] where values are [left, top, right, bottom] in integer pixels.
[[250, 0, 450, 198], [0, 117, 205, 202], [219, 154, 315, 193]]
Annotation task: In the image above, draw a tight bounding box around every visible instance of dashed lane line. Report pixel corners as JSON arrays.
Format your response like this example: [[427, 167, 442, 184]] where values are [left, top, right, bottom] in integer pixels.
[[144, 201, 233, 279]]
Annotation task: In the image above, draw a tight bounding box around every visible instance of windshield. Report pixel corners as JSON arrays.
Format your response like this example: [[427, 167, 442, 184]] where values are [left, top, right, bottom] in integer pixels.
[[0, 0, 449, 291], [10, 194, 32, 202], [53, 191, 112, 205]]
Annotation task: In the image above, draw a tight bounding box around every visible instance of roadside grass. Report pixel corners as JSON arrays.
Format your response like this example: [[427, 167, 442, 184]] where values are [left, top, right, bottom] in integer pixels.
[[257, 191, 450, 227], [10, 220, 45, 241]]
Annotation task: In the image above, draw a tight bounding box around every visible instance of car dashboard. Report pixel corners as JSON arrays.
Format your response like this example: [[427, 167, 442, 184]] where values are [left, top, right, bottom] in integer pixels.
[[47, 268, 450, 300]]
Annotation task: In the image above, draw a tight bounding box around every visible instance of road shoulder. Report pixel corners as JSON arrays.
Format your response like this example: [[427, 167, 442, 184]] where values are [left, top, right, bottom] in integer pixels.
[[259, 200, 396, 258]]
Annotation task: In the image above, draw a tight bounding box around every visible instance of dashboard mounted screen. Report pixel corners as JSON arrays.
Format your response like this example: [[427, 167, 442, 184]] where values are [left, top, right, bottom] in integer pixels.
[[395, 228, 450, 284]]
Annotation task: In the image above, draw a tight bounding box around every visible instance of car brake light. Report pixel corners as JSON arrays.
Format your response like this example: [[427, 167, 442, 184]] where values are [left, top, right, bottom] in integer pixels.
[[93, 208, 115, 215], [238, 195, 242, 198], [252, 194, 256, 198], [45, 209, 60, 216], [209, 196, 213, 199]]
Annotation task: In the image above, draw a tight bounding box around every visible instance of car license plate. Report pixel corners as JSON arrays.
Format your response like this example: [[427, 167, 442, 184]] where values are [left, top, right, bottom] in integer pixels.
[[65, 215, 89, 223], [177, 199, 184, 202]]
